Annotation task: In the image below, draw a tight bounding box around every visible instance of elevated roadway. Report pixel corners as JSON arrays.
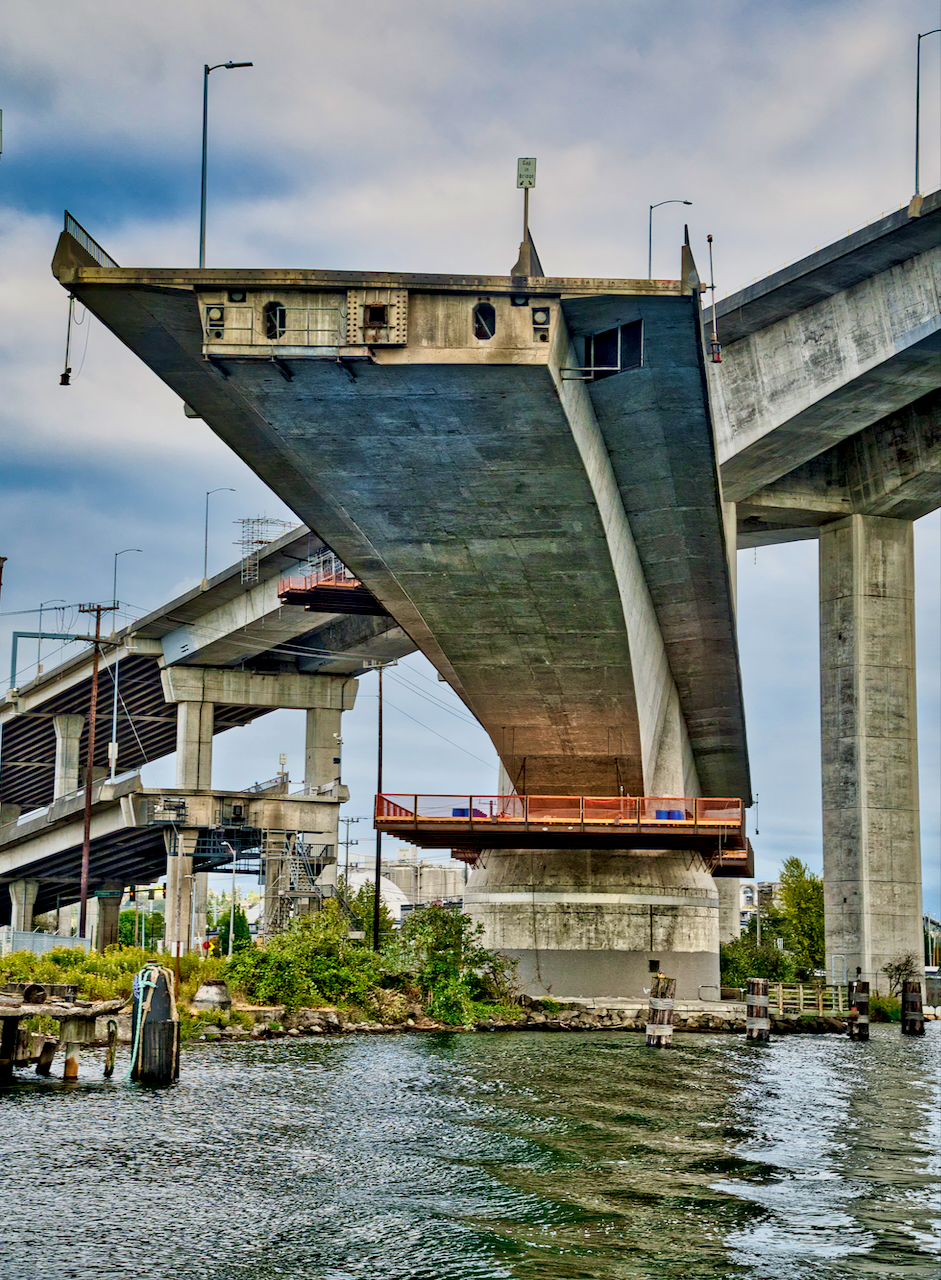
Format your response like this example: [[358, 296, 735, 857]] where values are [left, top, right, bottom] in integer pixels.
[[709, 192, 940, 988]]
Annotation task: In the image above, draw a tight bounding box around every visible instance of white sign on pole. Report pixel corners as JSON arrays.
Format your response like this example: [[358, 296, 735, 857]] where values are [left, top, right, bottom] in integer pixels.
[[517, 157, 536, 188]]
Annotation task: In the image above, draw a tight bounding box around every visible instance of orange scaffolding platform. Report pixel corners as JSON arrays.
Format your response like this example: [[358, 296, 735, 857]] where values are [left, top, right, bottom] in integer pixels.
[[374, 793, 752, 874]]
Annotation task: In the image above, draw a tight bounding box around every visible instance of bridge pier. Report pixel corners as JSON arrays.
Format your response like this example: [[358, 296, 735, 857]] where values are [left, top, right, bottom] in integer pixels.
[[820, 514, 924, 992], [464, 849, 720, 1001], [94, 882, 124, 951], [8, 877, 39, 932], [53, 714, 84, 798]]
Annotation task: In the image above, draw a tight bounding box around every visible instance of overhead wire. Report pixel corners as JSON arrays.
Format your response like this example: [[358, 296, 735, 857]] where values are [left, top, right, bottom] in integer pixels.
[[385, 669, 482, 728], [373, 693, 495, 768]]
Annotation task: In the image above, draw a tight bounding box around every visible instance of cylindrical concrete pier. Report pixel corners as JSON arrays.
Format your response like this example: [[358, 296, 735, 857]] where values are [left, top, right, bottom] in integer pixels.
[[463, 848, 720, 1000]]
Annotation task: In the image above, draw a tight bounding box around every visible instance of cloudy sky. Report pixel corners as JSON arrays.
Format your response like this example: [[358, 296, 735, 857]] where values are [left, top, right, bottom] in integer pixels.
[[0, 0, 938, 909]]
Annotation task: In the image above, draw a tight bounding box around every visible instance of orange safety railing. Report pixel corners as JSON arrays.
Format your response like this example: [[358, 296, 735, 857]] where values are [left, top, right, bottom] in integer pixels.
[[375, 794, 743, 830], [279, 550, 363, 596]]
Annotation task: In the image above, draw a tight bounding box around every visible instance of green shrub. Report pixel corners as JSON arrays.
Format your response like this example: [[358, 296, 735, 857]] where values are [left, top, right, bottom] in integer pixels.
[[224, 902, 383, 1011], [216, 904, 252, 956], [720, 935, 799, 986], [870, 994, 901, 1022]]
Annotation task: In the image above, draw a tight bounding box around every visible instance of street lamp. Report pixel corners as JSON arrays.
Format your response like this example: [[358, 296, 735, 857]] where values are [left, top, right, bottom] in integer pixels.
[[648, 199, 692, 279], [204, 487, 236, 583], [915, 29, 941, 197], [200, 60, 254, 268], [109, 548, 142, 781]]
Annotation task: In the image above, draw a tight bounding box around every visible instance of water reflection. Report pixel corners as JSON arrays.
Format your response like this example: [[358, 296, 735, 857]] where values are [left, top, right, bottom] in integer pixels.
[[0, 1025, 936, 1279]]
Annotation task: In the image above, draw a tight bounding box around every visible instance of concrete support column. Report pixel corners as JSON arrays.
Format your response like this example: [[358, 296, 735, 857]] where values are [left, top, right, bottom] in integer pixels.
[[465, 848, 720, 1000], [175, 702, 214, 790], [305, 706, 345, 883], [53, 713, 85, 798], [9, 878, 39, 932], [304, 707, 343, 792], [95, 883, 123, 952], [57, 904, 74, 937], [165, 830, 197, 958], [716, 877, 741, 943], [819, 514, 923, 992]]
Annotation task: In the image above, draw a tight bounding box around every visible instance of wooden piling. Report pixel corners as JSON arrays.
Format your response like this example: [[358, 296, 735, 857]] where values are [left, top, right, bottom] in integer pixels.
[[645, 975, 676, 1047], [746, 978, 770, 1041], [847, 980, 869, 1041], [0, 1018, 18, 1083], [901, 980, 925, 1036], [103, 1019, 118, 1079], [35, 1038, 58, 1076], [130, 965, 180, 1084]]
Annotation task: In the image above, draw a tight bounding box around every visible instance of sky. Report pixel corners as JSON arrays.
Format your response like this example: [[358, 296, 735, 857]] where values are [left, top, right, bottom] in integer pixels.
[[0, 0, 938, 911]]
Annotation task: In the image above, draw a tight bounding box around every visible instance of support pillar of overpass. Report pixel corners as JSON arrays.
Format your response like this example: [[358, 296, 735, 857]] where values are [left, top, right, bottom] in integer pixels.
[[819, 514, 924, 992], [175, 702, 214, 790], [57, 903, 75, 937], [464, 849, 720, 1000], [95, 882, 124, 951], [53, 713, 85, 798], [716, 876, 741, 943], [8, 878, 39, 932], [305, 704, 345, 891], [165, 831, 197, 959]]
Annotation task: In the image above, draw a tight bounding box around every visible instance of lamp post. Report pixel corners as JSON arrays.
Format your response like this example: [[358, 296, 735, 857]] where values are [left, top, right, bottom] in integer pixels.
[[108, 548, 141, 782], [915, 29, 941, 197], [36, 599, 66, 675], [648, 199, 692, 279], [203, 487, 235, 583], [200, 60, 253, 269]]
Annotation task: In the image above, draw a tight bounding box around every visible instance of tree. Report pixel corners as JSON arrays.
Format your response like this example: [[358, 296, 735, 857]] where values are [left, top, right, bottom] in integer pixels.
[[720, 934, 799, 986], [883, 952, 920, 995], [217, 904, 252, 955], [344, 880, 395, 949], [778, 857, 825, 977]]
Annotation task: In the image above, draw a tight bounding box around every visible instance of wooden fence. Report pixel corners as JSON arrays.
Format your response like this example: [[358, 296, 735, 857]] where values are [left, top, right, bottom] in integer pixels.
[[768, 982, 849, 1014]]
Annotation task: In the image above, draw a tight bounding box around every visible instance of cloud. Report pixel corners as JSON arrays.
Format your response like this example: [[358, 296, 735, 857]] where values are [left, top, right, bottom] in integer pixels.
[[0, 0, 938, 912]]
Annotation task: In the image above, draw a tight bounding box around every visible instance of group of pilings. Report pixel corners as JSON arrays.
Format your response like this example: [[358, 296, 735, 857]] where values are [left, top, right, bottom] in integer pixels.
[[643, 975, 928, 1047], [0, 967, 180, 1086]]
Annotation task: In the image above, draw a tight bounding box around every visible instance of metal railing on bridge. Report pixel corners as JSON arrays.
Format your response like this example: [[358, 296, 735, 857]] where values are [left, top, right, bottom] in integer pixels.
[[376, 793, 743, 833]]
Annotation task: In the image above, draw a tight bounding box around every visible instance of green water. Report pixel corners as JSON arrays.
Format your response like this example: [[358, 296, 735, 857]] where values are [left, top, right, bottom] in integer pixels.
[[1, 1025, 938, 1279]]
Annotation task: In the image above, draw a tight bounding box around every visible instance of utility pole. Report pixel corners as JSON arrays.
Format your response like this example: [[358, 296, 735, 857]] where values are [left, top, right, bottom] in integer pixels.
[[340, 816, 360, 886], [373, 665, 384, 951], [77, 602, 116, 940]]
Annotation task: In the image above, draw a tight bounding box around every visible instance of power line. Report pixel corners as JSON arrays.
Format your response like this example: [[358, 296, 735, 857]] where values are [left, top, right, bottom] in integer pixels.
[[385, 669, 482, 728], [380, 695, 495, 768]]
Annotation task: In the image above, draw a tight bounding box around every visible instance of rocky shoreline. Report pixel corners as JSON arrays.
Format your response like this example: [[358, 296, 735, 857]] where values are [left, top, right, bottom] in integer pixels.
[[194, 1004, 854, 1041]]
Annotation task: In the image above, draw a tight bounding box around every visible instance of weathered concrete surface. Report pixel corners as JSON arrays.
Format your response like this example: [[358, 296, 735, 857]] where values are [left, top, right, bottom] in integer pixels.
[[175, 701, 214, 790], [716, 875, 741, 943], [708, 192, 941, 506], [51, 256, 748, 801], [737, 388, 941, 546], [564, 295, 745, 791], [713, 246, 939, 501], [464, 848, 720, 1000], [819, 515, 924, 990]]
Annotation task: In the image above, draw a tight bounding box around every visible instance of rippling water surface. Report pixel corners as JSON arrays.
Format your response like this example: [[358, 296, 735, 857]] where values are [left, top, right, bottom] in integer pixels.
[[1, 1024, 938, 1280]]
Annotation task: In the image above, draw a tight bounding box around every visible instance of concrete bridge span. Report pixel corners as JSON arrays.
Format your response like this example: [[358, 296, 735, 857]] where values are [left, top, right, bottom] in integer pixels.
[[51, 195, 938, 995], [52, 228, 746, 996]]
